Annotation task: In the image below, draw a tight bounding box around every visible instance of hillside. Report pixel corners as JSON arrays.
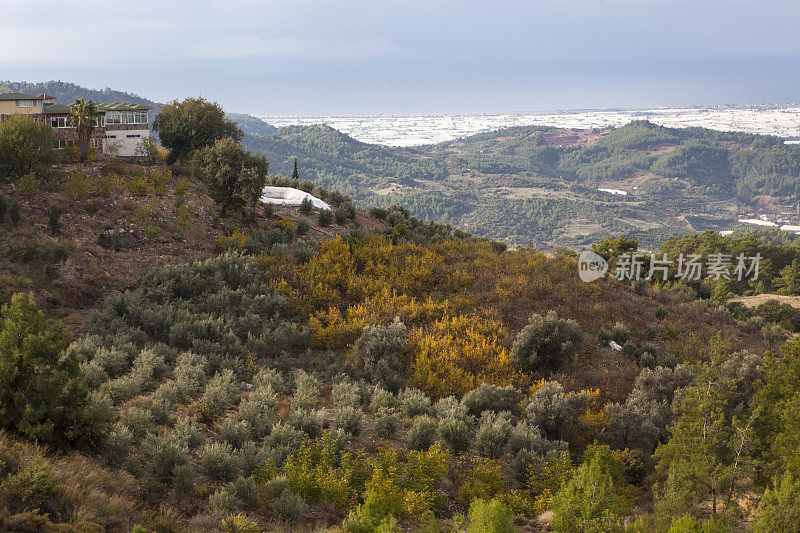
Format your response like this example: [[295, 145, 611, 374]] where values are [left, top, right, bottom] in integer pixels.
[[1, 151, 790, 531], [246, 121, 800, 249]]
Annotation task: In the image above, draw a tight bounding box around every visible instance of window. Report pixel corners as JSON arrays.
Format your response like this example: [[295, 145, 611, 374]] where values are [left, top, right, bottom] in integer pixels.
[[104, 110, 148, 125], [50, 117, 67, 128], [126, 134, 141, 138], [55, 139, 76, 149], [91, 138, 101, 148], [15, 99, 41, 108], [106, 135, 117, 139]]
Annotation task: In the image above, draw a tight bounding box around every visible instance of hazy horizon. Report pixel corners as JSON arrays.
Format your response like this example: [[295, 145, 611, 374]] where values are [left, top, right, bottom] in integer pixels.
[[2, 0, 800, 115]]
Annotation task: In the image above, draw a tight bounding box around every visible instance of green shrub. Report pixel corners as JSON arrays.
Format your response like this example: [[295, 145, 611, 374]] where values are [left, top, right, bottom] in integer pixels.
[[232, 476, 260, 507], [8, 199, 19, 226], [291, 369, 321, 411], [370, 387, 399, 411], [551, 445, 634, 533], [335, 405, 363, 436], [173, 416, 206, 449], [0, 458, 55, 512], [200, 441, 240, 482], [511, 311, 583, 372], [289, 408, 322, 438], [465, 498, 515, 533], [0, 115, 56, 175], [200, 369, 239, 421], [458, 458, 506, 506], [331, 380, 363, 409], [238, 384, 277, 438], [67, 170, 90, 199], [0, 293, 102, 450], [600, 322, 630, 345], [335, 202, 356, 224], [374, 407, 401, 438], [252, 367, 285, 394], [299, 197, 313, 215], [272, 488, 307, 522], [318, 209, 333, 227], [219, 416, 252, 449], [46, 204, 62, 235], [475, 411, 513, 458], [463, 384, 523, 417], [295, 218, 311, 235], [120, 406, 155, 441], [207, 487, 235, 516], [173, 463, 195, 502], [263, 422, 304, 466], [435, 396, 469, 419], [439, 415, 471, 454], [145, 430, 189, 484], [399, 388, 433, 418], [408, 415, 437, 451], [350, 318, 408, 391], [104, 422, 134, 465]]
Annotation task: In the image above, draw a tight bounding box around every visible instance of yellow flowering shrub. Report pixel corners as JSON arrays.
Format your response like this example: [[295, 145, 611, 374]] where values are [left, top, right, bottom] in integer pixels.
[[410, 314, 515, 398]]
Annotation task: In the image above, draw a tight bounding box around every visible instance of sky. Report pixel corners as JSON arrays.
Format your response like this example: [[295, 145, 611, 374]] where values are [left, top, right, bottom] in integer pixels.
[[1, 0, 799, 114]]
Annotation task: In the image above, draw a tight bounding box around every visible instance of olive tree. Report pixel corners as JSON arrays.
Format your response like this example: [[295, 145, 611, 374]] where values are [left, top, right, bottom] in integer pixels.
[[511, 311, 583, 373]]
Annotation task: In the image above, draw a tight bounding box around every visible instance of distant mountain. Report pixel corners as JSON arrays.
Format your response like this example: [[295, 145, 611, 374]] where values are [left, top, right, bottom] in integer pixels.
[[244, 121, 800, 248], [226, 112, 277, 136]]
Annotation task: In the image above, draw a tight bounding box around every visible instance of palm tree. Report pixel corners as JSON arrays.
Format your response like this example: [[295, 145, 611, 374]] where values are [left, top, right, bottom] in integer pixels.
[[68, 98, 99, 161]]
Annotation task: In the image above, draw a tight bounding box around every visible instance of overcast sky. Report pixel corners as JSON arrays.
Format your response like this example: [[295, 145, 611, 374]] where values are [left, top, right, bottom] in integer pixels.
[[2, 0, 799, 114]]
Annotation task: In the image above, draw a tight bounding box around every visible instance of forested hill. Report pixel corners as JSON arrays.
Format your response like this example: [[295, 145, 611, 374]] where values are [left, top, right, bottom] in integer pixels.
[[244, 120, 800, 248], [0, 80, 159, 107]]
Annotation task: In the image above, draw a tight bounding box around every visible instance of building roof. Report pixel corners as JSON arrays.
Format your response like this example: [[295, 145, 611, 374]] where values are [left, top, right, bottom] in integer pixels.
[[97, 102, 151, 111], [0, 92, 45, 101]]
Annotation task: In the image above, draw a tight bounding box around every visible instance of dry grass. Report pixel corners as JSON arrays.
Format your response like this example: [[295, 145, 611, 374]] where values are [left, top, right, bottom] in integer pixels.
[[0, 430, 182, 532]]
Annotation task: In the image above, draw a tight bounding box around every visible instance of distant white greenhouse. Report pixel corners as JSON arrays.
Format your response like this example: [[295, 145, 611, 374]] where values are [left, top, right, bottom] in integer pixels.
[[598, 187, 628, 196], [260, 186, 331, 210]]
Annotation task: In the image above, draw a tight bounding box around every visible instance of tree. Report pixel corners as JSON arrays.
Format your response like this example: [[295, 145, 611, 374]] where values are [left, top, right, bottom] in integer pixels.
[[153, 97, 242, 163], [753, 471, 800, 533], [592, 235, 638, 260], [0, 293, 102, 450], [292, 158, 299, 180], [511, 311, 583, 373], [552, 445, 635, 533], [653, 351, 762, 524], [68, 98, 99, 161], [775, 258, 800, 295], [0, 115, 55, 175], [192, 138, 268, 216]]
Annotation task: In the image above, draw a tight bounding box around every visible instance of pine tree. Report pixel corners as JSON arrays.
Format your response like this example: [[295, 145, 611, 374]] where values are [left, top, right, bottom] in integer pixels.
[[292, 158, 299, 181]]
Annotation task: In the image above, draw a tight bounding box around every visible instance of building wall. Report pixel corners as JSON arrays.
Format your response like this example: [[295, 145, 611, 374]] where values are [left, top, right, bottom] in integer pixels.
[[103, 128, 150, 157], [0, 100, 44, 115]]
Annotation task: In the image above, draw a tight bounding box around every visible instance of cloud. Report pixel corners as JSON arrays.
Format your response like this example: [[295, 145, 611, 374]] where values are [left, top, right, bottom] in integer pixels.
[[190, 36, 405, 61]]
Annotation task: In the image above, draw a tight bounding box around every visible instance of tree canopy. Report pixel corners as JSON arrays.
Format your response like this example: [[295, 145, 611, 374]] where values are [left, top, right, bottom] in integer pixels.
[[153, 97, 242, 163]]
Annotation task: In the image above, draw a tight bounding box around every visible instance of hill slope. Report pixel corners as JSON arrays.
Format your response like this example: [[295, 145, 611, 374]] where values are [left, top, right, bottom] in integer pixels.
[[246, 121, 800, 248]]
